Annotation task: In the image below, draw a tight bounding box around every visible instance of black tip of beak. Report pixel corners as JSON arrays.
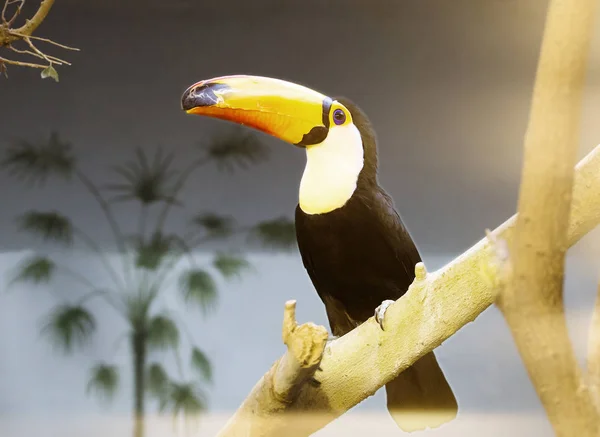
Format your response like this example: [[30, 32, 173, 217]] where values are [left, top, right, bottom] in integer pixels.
[[181, 82, 230, 111]]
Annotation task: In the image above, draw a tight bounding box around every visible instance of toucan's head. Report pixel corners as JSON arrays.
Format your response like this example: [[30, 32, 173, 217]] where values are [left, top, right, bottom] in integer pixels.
[[181, 75, 378, 215]]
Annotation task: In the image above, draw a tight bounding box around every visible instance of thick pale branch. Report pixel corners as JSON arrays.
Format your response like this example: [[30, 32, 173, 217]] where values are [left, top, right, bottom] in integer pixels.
[[217, 144, 600, 437], [588, 278, 600, 407], [495, 0, 600, 435]]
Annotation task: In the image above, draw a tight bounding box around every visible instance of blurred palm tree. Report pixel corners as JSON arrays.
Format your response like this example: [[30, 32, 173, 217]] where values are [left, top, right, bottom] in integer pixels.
[[1, 130, 296, 437]]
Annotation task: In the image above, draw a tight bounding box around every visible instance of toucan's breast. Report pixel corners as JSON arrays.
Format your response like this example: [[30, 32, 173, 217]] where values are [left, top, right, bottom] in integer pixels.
[[295, 186, 421, 331]]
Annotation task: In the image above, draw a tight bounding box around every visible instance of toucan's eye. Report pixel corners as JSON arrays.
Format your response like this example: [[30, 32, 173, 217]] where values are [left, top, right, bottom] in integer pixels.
[[333, 108, 346, 125]]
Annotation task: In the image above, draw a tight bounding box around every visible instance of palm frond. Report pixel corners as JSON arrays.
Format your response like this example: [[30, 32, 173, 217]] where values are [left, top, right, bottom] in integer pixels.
[[87, 363, 119, 401], [212, 253, 251, 280], [178, 269, 217, 314], [165, 381, 207, 417], [190, 213, 235, 239], [17, 211, 73, 245], [105, 147, 180, 205], [14, 255, 55, 284], [124, 292, 157, 330], [147, 314, 180, 350], [202, 128, 269, 172], [191, 347, 212, 383], [249, 217, 297, 249], [1, 132, 75, 185], [147, 362, 170, 399], [133, 232, 178, 270], [42, 304, 96, 353]]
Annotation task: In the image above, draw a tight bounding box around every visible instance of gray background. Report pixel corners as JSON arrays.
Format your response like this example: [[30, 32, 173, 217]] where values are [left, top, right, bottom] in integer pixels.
[[1, 0, 600, 435]]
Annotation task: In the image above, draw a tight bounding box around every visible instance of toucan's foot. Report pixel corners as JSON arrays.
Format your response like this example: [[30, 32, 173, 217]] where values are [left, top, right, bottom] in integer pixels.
[[374, 300, 395, 330]]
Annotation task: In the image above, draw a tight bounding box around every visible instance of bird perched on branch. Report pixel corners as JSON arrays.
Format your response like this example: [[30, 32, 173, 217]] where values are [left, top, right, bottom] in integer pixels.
[[181, 75, 458, 432]]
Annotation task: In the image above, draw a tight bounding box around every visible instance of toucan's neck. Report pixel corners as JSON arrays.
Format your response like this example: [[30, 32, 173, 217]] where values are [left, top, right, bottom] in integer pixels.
[[299, 124, 364, 215], [298, 97, 380, 215], [298, 132, 380, 217], [335, 96, 379, 187]]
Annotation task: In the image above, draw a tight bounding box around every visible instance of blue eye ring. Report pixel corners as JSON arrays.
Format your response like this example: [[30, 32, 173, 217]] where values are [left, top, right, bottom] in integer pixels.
[[333, 108, 346, 125]]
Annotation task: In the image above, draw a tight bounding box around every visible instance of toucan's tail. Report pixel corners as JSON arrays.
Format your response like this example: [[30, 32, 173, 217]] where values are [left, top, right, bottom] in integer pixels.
[[385, 351, 458, 432]]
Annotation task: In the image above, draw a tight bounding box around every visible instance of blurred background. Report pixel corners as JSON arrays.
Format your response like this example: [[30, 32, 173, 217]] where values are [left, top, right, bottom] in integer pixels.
[[1, 0, 600, 436]]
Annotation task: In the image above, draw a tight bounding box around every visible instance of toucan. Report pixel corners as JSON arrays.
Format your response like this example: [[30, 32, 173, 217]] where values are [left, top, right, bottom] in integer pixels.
[[181, 75, 458, 432]]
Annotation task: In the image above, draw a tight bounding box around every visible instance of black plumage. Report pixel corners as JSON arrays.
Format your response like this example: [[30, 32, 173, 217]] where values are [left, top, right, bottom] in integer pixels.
[[295, 184, 419, 335], [294, 98, 458, 431]]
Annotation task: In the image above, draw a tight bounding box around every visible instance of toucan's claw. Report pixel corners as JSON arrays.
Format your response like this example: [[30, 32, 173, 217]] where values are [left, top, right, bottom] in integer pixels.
[[374, 299, 395, 330]]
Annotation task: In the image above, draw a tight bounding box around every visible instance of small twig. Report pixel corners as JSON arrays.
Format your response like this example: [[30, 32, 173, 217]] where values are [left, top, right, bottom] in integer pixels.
[[0, 0, 79, 78], [1, 0, 10, 23], [12, 0, 54, 37], [0, 54, 46, 68], [1, 0, 9, 22], [9, 30, 79, 51], [45, 54, 68, 65], [22, 35, 52, 65], [8, 44, 69, 65], [7, 1, 24, 27], [8, 44, 37, 56], [2, 0, 24, 27]]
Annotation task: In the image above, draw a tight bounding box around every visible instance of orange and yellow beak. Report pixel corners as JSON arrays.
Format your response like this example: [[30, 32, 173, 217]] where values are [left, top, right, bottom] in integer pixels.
[[181, 75, 332, 146]]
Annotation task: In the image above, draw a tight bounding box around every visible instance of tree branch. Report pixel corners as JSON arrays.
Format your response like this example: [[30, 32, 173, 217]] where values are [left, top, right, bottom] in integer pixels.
[[274, 301, 328, 403], [0, 53, 44, 68], [216, 144, 600, 437], [2, 1, 24, 27], [495, 0, 600, 435], [12, 0, 53, 36], [588, 277, 600, 408], [219, 300, 329, 436], [0, 0, 78, 78]]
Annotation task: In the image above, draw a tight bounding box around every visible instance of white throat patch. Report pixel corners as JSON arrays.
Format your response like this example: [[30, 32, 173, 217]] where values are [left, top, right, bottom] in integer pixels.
[[299, 124, 364, 215]]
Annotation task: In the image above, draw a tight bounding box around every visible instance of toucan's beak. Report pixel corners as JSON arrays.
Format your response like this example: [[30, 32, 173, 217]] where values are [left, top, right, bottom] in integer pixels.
[[181, 75, 332, 146]]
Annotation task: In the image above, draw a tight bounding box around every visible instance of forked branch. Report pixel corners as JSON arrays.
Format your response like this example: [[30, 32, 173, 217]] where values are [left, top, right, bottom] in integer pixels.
[[218, 300, 329, 436], [495, 0, 600, 435], [216, 144, 600, 437]]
